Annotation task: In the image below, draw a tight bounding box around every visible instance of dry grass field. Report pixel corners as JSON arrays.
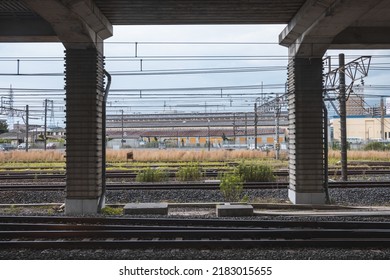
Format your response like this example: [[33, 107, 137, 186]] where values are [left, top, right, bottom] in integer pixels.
[[328, 150, 390, 163], [108, 149, 287, 162], [0, 150, 65, 163], [0, 149, 388, 164]]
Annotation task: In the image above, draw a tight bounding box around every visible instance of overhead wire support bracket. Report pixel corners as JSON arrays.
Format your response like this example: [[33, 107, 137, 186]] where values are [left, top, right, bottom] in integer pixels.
[[323, 55, 371, 101]]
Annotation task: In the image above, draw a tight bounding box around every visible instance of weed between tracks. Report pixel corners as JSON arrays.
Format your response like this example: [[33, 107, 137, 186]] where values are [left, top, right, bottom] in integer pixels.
[[0, 205, 57, 215]]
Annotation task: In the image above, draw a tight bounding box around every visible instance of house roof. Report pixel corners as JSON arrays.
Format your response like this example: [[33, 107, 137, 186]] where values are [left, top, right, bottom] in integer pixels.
[[0, 131, 23, 140], [107, 128, 286, 139]]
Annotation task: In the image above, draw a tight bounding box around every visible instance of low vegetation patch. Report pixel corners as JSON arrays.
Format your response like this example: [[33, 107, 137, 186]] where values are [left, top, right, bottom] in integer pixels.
[[219, 173, 246, 202], [364, 142, 390, 151], [235, 161, 275, 182], [135, 167, 168, 182], [176, 163, 203, 181], [100, 206, 123, 215]]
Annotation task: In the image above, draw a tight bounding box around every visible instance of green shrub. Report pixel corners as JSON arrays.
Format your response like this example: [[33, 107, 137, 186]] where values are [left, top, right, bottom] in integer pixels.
[[220, 173, 244, 202], [364, 142, 390, 151], [235, 161, 275, 182], [100, 207, 123, 215], [176, 163, 202, 181], [135, 167, 168, 182]]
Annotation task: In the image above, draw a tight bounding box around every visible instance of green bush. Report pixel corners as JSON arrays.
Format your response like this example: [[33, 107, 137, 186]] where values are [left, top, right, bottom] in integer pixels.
[[331, 141, 350, 150], [100, 206, 123, 215], [219, 173, 244, 202], [364, 142, 390, 151], [235, 162, 275, 182], [176, 163, 203, 181], [144, 141, 159, 148], [135, 167, 168, 182]]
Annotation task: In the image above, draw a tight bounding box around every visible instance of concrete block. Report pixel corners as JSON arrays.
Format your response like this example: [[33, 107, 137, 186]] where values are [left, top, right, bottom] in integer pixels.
[[288, 189, 326, 204], [216, 204, 253, 217], [123, 203, 168, 215], [65, 198, 102, 215]]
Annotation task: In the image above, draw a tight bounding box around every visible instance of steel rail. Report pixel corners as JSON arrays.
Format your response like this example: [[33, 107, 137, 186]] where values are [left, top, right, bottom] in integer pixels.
[[0, 239, 389, 249], [0, 168, 389, 180], [1, 180, 390, 191], [1, 229, 390, 240], [1, 216, 390, 229], [1, 216, 390, 249]]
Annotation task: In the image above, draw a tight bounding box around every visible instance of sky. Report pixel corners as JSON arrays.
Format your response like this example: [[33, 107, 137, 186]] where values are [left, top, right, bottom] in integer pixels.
[[0, 24, 389, 128]]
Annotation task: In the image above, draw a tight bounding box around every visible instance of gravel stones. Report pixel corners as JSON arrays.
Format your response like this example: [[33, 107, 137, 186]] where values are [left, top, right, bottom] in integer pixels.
[[0, 187, 388, 207], [1, 186, 390, 259]]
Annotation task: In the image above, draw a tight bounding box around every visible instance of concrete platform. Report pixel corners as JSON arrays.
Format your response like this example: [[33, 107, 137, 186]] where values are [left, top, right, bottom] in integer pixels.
[[216, 204, 254, 217], [123, 203, 168, 215]]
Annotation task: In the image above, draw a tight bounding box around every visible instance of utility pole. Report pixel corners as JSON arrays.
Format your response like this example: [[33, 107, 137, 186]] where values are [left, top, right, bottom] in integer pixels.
[[324, 54, 372, 181], [245, 113, 248, 146], [44, 99, 47, 150], [274, 94, 280, 160], [233, 113, 236, 144], [208, 119, 211, 151], [121, 109, 124, 149], [254, 103, 258, 150], [381, 97, 385, 140], [339, 53, 348, 181], [25, 105, 29, 152]]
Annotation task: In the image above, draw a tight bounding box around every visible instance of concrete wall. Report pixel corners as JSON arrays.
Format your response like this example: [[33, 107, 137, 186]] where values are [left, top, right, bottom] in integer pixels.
[[332, 117, 390, 141]]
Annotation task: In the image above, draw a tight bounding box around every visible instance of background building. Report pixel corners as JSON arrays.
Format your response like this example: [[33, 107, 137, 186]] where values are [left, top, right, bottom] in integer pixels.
[[332, 116, 390, 142]]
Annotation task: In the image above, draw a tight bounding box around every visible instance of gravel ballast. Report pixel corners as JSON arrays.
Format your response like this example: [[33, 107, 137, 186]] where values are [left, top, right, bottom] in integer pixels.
[[0, 187, 390, 259], [0, 187, 389, 206]]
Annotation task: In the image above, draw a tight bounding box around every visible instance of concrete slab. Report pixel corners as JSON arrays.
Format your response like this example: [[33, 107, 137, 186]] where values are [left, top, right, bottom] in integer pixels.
[[216, 204, 253, 217], [288, 189, 327, 204], [65, 198, 101, 215], [123, 203, 168, 215]]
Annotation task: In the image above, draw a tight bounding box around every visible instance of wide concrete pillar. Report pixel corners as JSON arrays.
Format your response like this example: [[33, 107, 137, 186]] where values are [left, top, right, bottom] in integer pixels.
[[64, 48, 105, 214], [287, 57, 326, 204]]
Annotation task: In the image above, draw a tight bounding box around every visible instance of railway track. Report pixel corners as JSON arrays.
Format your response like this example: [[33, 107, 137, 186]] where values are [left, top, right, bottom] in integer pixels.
[[0, 168, 389, 180], [0, 216, 389, 249], [0, 160, 388, 172], [0, 180, 389, 191]]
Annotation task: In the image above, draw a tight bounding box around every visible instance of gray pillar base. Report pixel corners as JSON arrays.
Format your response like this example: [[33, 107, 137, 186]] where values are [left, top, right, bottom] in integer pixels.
[[216, 204, 253, 217], [288, 189, 326, 204], [65, 197, 105, 215], [123, 203, 168, 215]]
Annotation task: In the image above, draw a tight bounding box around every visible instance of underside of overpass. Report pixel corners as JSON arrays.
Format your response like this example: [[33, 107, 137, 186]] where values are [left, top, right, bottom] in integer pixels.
[[1, 0, 390, 214]]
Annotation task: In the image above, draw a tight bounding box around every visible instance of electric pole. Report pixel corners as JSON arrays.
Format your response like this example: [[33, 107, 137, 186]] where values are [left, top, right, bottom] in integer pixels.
[[254, 103, 258, 150], [381, 97, 385, 140], [121, 109, 124, 149], [245, 113, 248, 146], [324, 54, 371, 181], [208, 119, 211, 151], [233, 113, 236, 144], [274, 94, 280, 160], [44, 99, 48, 150], [339, 53, 348, 181], [25, 105, 29, 152]]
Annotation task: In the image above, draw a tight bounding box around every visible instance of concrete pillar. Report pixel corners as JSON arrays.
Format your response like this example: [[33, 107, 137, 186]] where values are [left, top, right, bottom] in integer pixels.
[[287, 57, 326, 204], [64, 48, 105, 214]]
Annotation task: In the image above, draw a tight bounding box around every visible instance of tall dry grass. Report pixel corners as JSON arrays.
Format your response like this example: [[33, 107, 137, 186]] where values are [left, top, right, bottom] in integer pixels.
[[107, 149, 287, 162], [1, 149, 388, 164], [329, 150, 390, 162], [0, 149, 278, 163], [0, 150, 65, 163]]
